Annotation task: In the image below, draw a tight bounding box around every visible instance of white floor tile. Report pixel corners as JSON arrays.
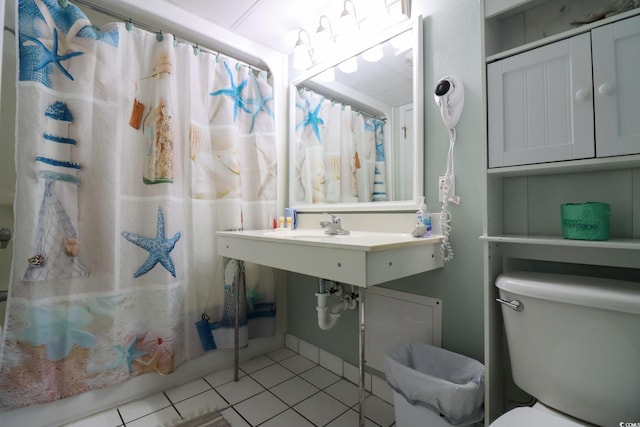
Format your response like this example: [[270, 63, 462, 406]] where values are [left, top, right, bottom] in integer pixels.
[[174, 389, 229, 420], [250, 362, 295, 388], [266, 346, 296, 362], [325, 379, 363, 408], [294, 391, 349, 426], [278, 354, 316, 374], [300, 365, 341, 390], [326, 409, 380, 427], [118, 392, 172, 422], [124, 406, 181, 427], [259, 408, 315, 427], [220, 407, 251, 427], [233, 391, 288, 425], [364, 394, 396, 427], [165, 378, 212, 403], [239, 354, 274, 373], [204, 366, 246, 388], [269, 376, 320, 406], [215, 375, 265, 405], [63, 409, 123, 427]]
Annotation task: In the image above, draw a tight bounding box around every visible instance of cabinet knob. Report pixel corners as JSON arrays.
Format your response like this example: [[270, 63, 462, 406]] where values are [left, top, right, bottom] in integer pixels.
[[575, 88, 591, 101], [598, 83, 614, 95]]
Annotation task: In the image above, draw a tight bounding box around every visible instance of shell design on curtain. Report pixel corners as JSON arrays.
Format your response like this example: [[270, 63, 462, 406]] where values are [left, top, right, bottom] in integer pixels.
[[0, 0, 277, 409], [293, 87, 387, 204]]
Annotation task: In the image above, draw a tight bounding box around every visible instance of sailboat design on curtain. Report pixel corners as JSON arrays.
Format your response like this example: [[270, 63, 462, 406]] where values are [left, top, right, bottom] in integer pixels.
[[24, 101, 88, 281]]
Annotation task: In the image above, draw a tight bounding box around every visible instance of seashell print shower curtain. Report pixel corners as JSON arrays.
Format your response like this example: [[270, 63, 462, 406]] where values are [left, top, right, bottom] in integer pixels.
[[0, 0, 277, 409]]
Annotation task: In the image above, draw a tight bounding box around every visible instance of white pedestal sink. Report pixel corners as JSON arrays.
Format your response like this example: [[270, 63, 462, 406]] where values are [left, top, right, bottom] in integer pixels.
[[216, 228, 444, 427], [216, 229, 443, 287]]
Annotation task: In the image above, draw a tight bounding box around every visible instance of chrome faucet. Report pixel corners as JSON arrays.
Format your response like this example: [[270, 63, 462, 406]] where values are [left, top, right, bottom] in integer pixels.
[[320, 213, 349, 235]]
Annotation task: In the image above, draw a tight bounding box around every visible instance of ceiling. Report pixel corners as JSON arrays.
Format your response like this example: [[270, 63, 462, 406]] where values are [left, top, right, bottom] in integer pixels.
[[165, 0, 341, 54]]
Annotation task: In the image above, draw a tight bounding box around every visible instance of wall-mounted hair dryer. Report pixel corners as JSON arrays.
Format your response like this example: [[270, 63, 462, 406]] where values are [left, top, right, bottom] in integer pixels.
[[433, 76, 465, 263], [434, 76, 464, 130]]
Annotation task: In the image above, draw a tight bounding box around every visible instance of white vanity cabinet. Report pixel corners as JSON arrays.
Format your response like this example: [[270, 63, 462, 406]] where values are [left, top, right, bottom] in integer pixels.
[[487, 13, 640, 168]]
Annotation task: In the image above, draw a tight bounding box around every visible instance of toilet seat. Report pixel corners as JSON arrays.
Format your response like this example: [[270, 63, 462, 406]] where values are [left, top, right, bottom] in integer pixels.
[[490, 406, 590, 427]]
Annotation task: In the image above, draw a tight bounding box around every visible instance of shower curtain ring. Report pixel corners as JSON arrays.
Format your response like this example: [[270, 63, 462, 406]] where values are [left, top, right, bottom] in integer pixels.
[[125, 19, 133, 31], [193, 45, 200, 56], [156, 31, 164, 42]]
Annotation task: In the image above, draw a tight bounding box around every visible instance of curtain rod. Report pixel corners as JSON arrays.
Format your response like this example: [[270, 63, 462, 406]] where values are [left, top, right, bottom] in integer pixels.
[[298, 86, 387, 123], [6, 0, 269, 75], [72, 0, 269, 75]]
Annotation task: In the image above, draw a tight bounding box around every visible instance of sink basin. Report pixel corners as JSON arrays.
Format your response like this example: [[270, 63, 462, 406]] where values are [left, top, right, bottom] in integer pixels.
[[217, 229, 443, 287]]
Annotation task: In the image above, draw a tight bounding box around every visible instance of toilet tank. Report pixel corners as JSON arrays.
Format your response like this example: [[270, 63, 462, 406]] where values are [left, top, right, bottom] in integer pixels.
[[496, 271, 640, 427]]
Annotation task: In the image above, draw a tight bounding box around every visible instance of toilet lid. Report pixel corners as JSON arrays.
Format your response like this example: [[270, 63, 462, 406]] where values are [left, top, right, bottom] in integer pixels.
[[491, 407, 588, 427]]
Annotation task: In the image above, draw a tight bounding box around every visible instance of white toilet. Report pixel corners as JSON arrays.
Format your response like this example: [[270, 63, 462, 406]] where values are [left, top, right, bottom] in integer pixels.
[[491, 271, 640, 427]]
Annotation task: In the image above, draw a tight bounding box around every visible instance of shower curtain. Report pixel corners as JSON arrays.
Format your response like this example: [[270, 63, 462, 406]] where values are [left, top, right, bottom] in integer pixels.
[[0, 0, 277, 409], [293, 87, 387, 204]]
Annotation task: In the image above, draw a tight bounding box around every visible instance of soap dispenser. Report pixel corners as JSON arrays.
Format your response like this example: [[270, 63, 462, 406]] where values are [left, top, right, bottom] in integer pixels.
[[416, 197, 432, 237]]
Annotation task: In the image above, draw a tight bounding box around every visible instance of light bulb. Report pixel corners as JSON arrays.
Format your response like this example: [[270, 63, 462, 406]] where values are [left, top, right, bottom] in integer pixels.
[[292, 29, 312, 70], [338, 0, 359, 44], [314, 15, 333, 61]]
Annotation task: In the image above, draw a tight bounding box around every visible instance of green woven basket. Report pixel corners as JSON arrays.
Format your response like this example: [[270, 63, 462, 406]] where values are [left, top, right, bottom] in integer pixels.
[[561, 202, 610, 241]]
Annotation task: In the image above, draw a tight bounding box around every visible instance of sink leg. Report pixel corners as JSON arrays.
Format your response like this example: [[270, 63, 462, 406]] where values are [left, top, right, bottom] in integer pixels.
[[234, 261, 241, 382], [358, 289, 365, 427]]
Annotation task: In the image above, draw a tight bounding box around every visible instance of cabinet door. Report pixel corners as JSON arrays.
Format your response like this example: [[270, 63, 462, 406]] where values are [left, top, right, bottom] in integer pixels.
[[592, 14, 640, 157], [487, 33, 594, 167]]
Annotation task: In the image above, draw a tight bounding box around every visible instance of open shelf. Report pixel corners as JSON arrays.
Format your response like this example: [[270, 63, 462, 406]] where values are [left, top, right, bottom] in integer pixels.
[[481, 235, 640, 269], [481, 234, 640, 250]]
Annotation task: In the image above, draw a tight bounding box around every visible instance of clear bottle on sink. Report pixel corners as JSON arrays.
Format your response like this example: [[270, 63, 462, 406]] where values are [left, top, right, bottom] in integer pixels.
[[416, 196, 432, 237]]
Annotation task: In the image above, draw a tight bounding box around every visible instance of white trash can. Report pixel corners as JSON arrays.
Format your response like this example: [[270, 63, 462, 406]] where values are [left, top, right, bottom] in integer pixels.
[[385, 342, 485, 427]]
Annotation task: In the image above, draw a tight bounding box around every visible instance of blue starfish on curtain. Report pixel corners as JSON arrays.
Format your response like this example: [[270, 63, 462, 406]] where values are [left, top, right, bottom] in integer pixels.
[[297, 98, 325, 143], [210, 62, 251, 122], [366, 118, 386, 161], [246, 76, 274, 133], [106, 337, 148, 374], [18, 0, 119, 87], [121, 207, 181, 278], [22, 28, 83, 81]]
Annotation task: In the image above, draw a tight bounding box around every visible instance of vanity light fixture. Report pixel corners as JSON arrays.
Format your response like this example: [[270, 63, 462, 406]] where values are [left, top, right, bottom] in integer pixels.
[[292, 28, 312, 70], [314, 15, 334, 61], [338, 0, 360, 43], [386, 0, 412, 18], [291, 0, 411, 68]]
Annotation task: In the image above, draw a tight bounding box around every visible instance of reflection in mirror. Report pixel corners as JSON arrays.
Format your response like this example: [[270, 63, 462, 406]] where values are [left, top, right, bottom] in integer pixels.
[[289, 19, 423, 212]]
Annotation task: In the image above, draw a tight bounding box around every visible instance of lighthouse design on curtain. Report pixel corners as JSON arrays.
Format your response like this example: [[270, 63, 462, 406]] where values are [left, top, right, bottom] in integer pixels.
[[24, 101, 88, 282]]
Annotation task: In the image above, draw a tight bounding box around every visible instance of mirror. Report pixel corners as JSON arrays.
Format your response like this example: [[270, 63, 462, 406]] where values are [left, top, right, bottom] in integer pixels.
[[289, 18, 423, 212]]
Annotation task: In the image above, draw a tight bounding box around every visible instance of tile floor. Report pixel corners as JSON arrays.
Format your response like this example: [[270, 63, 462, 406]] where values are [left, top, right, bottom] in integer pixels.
[[64, 347, 396, 427]]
